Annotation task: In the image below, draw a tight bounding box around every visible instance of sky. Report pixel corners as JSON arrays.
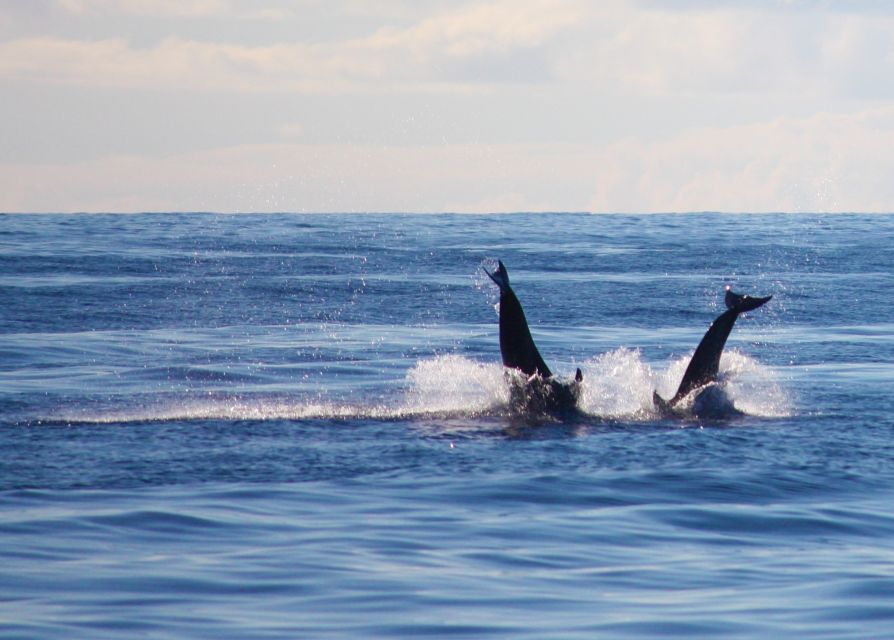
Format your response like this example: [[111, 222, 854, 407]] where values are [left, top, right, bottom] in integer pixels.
[[2, 0, 894, 213]]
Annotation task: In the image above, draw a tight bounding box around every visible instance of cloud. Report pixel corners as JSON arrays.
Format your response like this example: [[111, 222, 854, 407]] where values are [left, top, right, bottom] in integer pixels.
[[0, 0, 582, 92], [55, 0, 232, 17], [370, 0, 580, 57], [3, 1, 894, 213], [0, 36, 360, 92], [278, 123, 305, 139], [3, 0, 893, 101], [4, 0, 891, 101], [569, 4, 894, 99], [4, 107, 893, 213], [586, 107, 894, 212]]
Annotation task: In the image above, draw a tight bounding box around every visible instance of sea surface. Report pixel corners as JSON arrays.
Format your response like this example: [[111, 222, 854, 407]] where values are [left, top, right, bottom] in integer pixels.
[[1, 212, 893, 639]]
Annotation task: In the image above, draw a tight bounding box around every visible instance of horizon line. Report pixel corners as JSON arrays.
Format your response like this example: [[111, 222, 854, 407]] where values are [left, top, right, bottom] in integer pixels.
[[2, 210, 891, 216]]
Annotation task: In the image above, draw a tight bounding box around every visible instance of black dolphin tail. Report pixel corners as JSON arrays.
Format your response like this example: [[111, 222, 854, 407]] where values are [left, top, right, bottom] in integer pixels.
[[725, 286, 772, 314], [483, 260, 510, 290], [484, 260, 552, 378], [659, 286, 771, 408]]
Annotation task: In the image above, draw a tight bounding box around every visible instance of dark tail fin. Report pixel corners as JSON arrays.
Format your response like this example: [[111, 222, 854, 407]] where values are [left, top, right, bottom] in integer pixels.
[[483, 260, 510, 290], [653, 391, 673, 415], [662, 286, 773, 409], [484, 259, 553, 379], [724, 286, 772, 313]]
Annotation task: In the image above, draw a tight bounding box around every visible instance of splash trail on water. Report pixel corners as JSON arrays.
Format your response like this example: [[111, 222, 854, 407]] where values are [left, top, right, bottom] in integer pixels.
[[50, 350, 791, 426]]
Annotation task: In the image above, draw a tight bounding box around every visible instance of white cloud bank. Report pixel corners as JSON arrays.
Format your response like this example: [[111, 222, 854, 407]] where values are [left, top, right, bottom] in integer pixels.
[[56, 0, 232, 17], [0, 0, 580, 93], [5, 107, 893, 213], [4, 2, 891, 98], [1, 0, 893, 212]]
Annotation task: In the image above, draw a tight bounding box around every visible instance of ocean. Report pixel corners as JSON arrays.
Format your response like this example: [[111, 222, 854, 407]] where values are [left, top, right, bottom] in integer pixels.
[[1, 212, 892, 638]]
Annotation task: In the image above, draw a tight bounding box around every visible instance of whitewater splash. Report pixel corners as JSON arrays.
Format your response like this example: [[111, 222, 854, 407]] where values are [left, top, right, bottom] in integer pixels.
[[51, 350, 790, 425], [401, 355, 508, 415], [404, 349, 792, 421], [411, 350, 790, 421], [581, 347, 791, 419]]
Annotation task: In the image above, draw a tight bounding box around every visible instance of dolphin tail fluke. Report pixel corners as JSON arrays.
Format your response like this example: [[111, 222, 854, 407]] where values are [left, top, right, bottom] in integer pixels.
[[483, 260, 510, 290], [724, 286, 772, 314]]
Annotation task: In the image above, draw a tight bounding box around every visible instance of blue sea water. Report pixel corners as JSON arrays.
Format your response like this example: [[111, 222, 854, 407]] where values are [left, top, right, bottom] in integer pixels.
[[1, 212, 893, 639]]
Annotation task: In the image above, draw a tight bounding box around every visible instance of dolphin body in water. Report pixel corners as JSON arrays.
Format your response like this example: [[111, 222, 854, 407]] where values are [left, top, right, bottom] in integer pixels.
[[484, 260, 583, 416], [653, 286, 772, 416]]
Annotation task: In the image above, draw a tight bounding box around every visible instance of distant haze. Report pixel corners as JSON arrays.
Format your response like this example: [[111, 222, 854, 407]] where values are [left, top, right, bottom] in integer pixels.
[[2, 1, 893, 213]]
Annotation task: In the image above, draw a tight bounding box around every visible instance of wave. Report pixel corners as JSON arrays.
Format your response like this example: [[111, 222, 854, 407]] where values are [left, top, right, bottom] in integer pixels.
[[49, 350, 791, 426]]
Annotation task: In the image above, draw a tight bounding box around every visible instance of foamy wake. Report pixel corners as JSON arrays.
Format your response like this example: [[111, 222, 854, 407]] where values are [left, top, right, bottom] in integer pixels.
[[60, 398, 400, 425], [56, 357, 508, 425], [57, 350, 791, 425]]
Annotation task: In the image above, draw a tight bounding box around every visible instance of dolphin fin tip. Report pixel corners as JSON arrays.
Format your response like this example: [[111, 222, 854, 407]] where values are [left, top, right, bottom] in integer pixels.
[[724, 286, 772, 312], [484, 259, 509, 288]]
